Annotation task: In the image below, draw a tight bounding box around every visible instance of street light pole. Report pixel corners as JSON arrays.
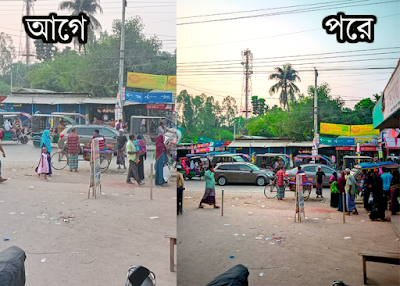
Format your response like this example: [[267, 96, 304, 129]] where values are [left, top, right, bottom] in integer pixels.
[[118, 0, 126, 120]]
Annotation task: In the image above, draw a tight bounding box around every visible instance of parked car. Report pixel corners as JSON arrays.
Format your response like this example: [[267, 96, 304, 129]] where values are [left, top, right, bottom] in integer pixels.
[[214, 162, 274, 186], [286, 164, 341, 187], [58, 125, 120, 153]]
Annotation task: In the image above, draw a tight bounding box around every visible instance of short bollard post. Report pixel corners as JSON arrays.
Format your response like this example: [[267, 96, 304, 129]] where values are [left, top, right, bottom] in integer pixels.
[[150, 163, 153, 200], [342, 192, 345, 223], [221, 189, 224, 216]]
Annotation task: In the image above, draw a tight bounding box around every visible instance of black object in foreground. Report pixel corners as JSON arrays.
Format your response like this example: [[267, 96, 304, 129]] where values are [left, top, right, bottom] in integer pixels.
[[206, 264, 249, 286], [126, 265, 156, 286], [0, 246, 27, 286]]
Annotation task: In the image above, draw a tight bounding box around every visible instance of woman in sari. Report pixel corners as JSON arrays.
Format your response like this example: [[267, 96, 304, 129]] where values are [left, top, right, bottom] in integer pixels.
[[199, 165, 219, 209], [329, 172, 339, 208], [155, 134, 168, 186], [337, 171, 347, 212], [389, 170, 399, 215], [36, 130, 52, 176], [364, 170, 374, 212], [137, 134, 147, 181]]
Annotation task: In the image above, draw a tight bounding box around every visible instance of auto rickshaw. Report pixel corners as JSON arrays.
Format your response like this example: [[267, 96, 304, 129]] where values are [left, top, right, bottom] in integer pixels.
[[179, 154, 211, 180], [294, 155, 335, 168], [51, 112, 87, 125], [255, 153, 294, 171], [31, 114, 74, 147], [0, 112, 31, 144]]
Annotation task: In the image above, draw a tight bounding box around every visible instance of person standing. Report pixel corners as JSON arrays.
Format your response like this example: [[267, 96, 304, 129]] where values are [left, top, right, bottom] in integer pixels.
[[137, 134, 147, 181], [389, 170, 399, 215], [126, 134, 144, 186], [199, 165, 219, 209], [337, 171, 347, 212], [177, 165, 185, 215], [91, 129, 106, 150], [116, 129, 127, 169], [37, 130, 52, 177], [116, 119, 122, 130], [315, 166, 326, 198], [67, 128, 80, 172], [275, 166, 286, 201], [158, 121, 166, 135], [345, 168, 358, 215], [0, 141, 7, 183], [329, 172, 339, 208], [155, 134, 168, 186], [370, 169, 386, 221], [364, 170, 374, 212], [381, 167, 393, 210]]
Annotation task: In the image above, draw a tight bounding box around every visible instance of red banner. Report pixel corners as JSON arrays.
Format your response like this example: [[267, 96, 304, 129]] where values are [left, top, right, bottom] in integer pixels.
[[196, 147, 212, 153], [146, 104, 172, 110], [335, 147, 355, 151], [196, 143, 213, 148], [360, 147, 377, 151]]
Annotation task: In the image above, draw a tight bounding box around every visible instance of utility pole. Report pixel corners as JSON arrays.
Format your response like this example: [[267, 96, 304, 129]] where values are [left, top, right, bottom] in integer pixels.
[[118, 0, 127, 120], [241, 49, 253, 124], [24, 0, 35, 67], [314, 68, 318, 155]]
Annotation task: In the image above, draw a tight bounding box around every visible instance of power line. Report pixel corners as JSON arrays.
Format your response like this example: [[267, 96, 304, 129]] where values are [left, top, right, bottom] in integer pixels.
[[177, 0, 399, 25]]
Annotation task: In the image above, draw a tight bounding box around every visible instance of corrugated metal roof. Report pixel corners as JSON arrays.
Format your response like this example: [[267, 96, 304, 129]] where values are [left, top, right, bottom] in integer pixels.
[[287, 142, 313, 147], [228, 141, 251, 147], [83, 98, 117, 105], [3, 96, 85, 104]]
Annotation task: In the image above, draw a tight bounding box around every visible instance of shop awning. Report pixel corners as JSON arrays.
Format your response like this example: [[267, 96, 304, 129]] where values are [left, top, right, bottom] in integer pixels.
[[3, 96, 85, 105], [83, 98, 117, 105], [287, 142, 313, 147], [228, 141, 251, 148]]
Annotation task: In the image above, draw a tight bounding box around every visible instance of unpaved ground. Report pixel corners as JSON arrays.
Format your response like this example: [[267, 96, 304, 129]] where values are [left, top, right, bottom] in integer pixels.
[[178, 189, 400, 286], [0, 143, 176, 286]]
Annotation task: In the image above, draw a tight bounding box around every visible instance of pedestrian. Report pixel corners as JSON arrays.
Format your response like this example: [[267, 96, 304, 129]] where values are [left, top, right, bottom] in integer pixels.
[[389, 170, 399, 215], [370, 169, 386, 221], [126, 133, 144, 186], [116, 119, 122, 130], [345, 168, 358, 215], [316, 166, 326, 198], [155, 134, 168, 186], [329, 172, 339, 208], [91, 129, 106, 150], [177, 165, 185, 215], [381, 167, 393, 210], [364, 170, 374, 211], [137, 134, 147, 181], [116, 129, 127, 169], [337, 171, 347, 212], [36, 146, 50, 181], [109, 119, 116, 128], [158, 120, 166, 135], [37, 130, 52, 177], [92, 117, 98, 124], [199, 165, 220, 209], [67, 128, 80, 172], [0, 141, 7, 183], [275, 166, 286, 201]]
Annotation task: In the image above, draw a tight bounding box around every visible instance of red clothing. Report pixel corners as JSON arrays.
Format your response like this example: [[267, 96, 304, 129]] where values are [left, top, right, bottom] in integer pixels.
[[92, 135, 106, 149], [156, 135, 167, 160], [276, 169, 285, 186], [116, 122, 122, 130], [67, 132, 80, 154]]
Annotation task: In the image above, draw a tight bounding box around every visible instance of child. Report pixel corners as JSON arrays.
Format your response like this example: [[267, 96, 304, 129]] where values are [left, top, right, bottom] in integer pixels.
[[133, 135, 140, 164], [37, 147, 50, 181]]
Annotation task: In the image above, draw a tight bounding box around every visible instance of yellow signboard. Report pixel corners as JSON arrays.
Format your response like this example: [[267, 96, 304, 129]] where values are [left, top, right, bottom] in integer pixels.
[[127, 72, 168, 90], [320, 123, 351, 136], [166, 76, 176, 91], [350, 124, 380, 136]]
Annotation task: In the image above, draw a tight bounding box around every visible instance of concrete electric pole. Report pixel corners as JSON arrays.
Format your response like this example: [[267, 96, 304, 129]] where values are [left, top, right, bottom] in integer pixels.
[[118, 0, 127, 120], [241, 49, 253, 124]]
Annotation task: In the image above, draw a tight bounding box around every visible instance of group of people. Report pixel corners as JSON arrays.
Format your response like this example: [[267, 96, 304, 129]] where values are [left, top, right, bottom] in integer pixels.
[[329, 167, 400, 220]]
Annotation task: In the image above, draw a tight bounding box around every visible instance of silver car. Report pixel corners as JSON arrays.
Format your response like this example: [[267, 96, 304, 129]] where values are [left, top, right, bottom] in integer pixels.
[[286, 164, 341, 187], [214, 162, 274, 186], [58, 125, 120, 153]]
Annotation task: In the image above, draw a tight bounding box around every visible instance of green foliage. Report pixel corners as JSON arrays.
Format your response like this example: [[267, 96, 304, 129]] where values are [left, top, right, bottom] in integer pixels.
[[0, 81, 10, 95], [34, 40, 57, 62], [0, 32, 15, 76], [251, 95, 266, 116]]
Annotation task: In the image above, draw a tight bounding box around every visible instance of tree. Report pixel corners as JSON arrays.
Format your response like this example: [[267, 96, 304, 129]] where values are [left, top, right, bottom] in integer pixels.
[[268, 63, 301, 111], [34, 40, 57, 62], [251, 95, 266, 116], [0, 32, 15, 75], [0, 81, 10, 95], [58, 0, 103, 53], [353, 97, 375, 124]]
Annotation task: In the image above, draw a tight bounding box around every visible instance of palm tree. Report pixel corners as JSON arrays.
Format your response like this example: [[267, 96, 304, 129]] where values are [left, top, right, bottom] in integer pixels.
[[59, 0, 103, 53], [268, 63, 301, 111]]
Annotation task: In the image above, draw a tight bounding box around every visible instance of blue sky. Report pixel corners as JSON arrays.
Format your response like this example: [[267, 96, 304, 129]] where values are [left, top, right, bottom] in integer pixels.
[[177, 0, 400, 109]]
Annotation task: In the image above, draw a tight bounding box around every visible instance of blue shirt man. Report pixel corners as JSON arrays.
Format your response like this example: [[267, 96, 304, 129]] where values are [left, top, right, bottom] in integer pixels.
[[381, 168, 393, 191]]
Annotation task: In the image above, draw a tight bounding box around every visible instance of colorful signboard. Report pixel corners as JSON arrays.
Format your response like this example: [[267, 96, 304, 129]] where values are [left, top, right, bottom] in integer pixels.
[[167, 76, 176, 91], [320, 123, 351, 136], [196, 142, 214, 148], [127, 72, 167, 90], [335, 147, 355, 151], [350, 125, 380, 136], [195, 147, 214, 153], [125, 91, 173, 104], [146, 104, 172, 110], [382, 62, 400, 121], [361, 146, 377, 151]]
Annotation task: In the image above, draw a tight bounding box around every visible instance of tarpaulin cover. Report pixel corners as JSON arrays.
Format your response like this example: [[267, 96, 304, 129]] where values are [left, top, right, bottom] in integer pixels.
[[206, 264, 249, 286], [354, 162, 399, 169], [0, 246, 26, 286]]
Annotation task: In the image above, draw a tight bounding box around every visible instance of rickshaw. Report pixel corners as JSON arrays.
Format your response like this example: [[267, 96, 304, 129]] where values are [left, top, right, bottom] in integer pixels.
[[0, 112, 31, 144], [351, 161, 399, 177], [179, 154, 211, 180], [265, 171, 313, 201], [255, 153, 294, 171], [51, 112, 87, 125], [342, 155, 375, 170], [31, 114, 74, 147], [387, 156, 400, 164], [210, 154, 245, 166], [237, 153, 251, 162], [294, 155, 334, 168]]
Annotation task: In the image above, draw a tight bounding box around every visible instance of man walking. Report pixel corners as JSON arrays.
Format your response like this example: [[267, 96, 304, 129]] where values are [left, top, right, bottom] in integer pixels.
[[67, 128, 80, 172], [275, 166, 286, 201], [126, 134, 144, 186], [0, 141, 6, 182], [345, 168, 358, 215], [381, 167, 393, 207]]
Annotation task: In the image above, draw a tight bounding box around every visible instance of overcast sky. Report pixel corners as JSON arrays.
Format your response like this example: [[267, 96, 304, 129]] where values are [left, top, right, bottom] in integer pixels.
[[0, 0, 176, 60], [177, 0, 400, 110]]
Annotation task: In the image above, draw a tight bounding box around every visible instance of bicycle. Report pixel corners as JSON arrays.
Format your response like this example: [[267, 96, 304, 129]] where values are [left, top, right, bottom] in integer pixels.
[[264, 178, 289, 199]]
